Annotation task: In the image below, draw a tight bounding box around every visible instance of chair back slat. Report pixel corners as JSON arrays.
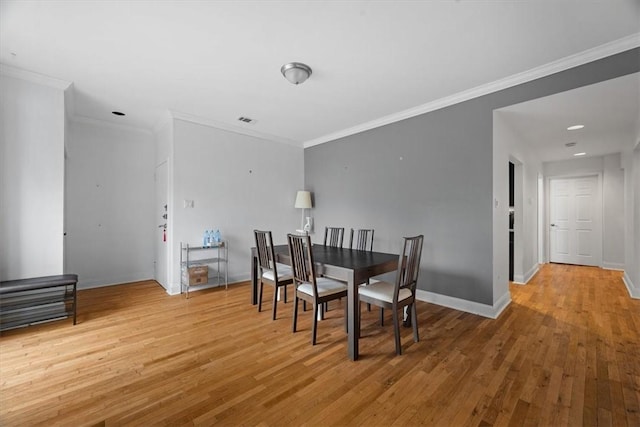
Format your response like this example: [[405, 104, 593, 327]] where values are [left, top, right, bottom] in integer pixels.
[[287, 234, 318, 297], [395, 235, 424, 297], [323, 227, 344, 248], [254, 230, 275, 272], [349, 228, 374, 251]]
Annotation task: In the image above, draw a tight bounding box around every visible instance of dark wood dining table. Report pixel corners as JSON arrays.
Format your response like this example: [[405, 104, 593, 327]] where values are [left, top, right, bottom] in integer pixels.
[[250, 244, 399, 361]]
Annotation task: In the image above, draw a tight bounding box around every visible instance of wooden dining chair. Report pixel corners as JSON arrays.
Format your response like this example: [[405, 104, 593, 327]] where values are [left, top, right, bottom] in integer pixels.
[[254, 230, 293, 320], [349, 228, 374, 251], [323, 227, 344, 248], [287, 233, 348, 345], [358, 235, 424, 355], [349, 228, 376, 311]]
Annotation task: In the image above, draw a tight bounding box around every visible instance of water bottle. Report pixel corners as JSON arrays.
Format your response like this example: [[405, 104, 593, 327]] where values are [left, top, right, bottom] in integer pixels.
[[204, 230, 210, 247], [214, 229, 221, 243]]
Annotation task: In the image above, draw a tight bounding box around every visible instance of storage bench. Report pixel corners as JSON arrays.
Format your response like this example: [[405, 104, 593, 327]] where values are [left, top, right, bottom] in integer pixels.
[[0, 274, 78, 331]]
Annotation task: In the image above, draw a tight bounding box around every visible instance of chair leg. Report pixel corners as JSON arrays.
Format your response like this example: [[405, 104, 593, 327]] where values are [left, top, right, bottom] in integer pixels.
[[258, 281, 264, 312], [272, 285, 278, 320], [392, 308, 401, 355], [367, 303, 371, 312], [411, 303, 419, 342], [311, 302, 318, 345], [292, 296, 299, 333], [379, 307, 384, 326], [283, 285, 287, 303]]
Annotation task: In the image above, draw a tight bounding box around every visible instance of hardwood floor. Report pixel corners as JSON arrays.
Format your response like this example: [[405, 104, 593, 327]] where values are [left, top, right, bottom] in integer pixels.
[[1, 264, 638, 426]]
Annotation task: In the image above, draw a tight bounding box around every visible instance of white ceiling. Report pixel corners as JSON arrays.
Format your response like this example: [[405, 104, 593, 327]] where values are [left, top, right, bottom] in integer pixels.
[[1, 0, 639, 157], [497, 72, 640, 162]]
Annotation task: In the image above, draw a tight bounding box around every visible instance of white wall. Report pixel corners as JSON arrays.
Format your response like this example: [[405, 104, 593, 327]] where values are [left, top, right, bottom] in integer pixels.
[[493, 112, 543, 298], [65, 119, 155, 288], [623, 144, 640, 297], [170, 119, 304, 294], [0, 74, 66, 281], [602, 154, 625, 269]]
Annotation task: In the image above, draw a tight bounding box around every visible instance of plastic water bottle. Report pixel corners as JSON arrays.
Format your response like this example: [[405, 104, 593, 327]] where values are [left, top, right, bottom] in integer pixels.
[[203, 230, 210, 247], [213, 229, 221, 243]]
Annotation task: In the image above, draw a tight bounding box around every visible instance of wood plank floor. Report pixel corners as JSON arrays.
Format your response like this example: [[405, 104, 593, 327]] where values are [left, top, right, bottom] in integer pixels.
[[1, 264, 639, 426]]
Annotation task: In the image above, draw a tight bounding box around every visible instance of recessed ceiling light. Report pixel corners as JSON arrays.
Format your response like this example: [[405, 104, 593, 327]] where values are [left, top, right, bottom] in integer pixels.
[[567, 125, 584, 130], [574, 152, 586, 156], [112, 111, 125, 116]]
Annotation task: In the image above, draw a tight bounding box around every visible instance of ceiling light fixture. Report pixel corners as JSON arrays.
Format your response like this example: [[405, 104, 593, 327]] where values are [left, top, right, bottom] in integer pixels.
[[567, 125, 584, 130], [574, 152, 587, 156], [281, 62, 312, 85]]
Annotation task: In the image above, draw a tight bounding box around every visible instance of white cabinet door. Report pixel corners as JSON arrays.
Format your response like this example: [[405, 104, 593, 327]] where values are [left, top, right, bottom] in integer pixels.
[[549, 176, 601, 266]]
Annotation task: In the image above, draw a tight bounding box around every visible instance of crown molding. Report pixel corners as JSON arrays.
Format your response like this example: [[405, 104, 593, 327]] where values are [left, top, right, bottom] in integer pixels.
[[70, 114, 154, 135], [0, 63, 72, 90], [169, 110, 302, 147], [304, 33, 640, 148]]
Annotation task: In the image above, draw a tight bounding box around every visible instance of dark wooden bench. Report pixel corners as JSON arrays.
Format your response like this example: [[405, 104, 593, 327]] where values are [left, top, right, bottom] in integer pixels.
[[0, 274, 78, 331]]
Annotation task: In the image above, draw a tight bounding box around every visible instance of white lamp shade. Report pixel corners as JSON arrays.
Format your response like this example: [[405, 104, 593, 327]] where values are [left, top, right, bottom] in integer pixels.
[[294, 190, 312, 209], [281, 62, 312, 85]]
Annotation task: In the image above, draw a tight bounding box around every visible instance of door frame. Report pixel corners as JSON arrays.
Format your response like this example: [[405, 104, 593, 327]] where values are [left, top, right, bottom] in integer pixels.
[[545, 173, 603, 267]]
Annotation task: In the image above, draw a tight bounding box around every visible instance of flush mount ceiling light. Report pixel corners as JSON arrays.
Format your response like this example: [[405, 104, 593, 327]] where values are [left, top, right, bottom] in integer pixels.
[[574, 152, 587, 156], [281, 62, 312, 85], [567, 125, 584, 130]]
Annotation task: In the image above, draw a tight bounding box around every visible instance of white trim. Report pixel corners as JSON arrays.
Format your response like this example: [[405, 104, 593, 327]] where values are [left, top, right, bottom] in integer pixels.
[[416, 289, 511, 320], [0, 63, 72, 90], [623, 271, 639, 299], [170, 110, 300, 147], [513, 263, 541, 284], [303, 33, 640, 148], [602, 262, 625, 271]]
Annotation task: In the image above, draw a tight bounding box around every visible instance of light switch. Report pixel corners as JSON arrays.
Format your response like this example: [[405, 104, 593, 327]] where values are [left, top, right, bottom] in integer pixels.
[[184, 199, 194, 208]]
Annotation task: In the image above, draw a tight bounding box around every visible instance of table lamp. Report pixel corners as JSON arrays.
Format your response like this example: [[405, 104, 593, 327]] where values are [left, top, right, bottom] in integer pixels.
[[294, 190, 313, 232]]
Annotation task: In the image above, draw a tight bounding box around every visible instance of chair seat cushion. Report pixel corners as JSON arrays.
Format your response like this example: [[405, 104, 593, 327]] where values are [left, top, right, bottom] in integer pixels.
[[262, 265, 292, 282], [358, 281, 412, 303], [298, 277, 347, 297]]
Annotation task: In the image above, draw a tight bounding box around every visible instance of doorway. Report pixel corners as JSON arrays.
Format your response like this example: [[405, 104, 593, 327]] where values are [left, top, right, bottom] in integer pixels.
[[549, 175, 602, 266]]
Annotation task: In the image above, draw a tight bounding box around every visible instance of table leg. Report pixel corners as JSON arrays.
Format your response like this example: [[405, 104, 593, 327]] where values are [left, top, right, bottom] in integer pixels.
[[347, 273, 359, 361]]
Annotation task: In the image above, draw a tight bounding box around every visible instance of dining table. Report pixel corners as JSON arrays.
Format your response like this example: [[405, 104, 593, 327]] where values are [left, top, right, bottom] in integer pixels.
[[250, 243, 399, 361]]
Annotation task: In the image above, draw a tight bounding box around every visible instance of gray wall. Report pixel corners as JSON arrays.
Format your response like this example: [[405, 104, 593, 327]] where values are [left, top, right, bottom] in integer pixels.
[[305, 48, 639, 307]]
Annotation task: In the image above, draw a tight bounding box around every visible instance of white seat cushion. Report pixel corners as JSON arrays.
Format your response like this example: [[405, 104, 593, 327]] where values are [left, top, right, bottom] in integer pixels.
[[298, 277, 347, 298], [262, 266, 292, 282], [359, 278, 381, 287], [358, 280, 412, 303]]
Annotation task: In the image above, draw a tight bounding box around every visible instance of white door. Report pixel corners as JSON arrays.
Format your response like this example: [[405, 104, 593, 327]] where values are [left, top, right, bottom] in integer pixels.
[[154, 161, 169, 289], [549, 175, 601, 266]]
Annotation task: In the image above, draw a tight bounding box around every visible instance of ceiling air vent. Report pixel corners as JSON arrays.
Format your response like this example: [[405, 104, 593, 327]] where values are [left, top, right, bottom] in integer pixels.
[[565, 142, 577, 147], [238, 116, 256, 124]]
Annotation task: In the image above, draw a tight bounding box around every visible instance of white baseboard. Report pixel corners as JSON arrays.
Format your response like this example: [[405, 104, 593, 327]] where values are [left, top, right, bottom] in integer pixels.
[[623, 271, 640, 299], [513, 264, 540, 285], [602, 262, 625, 271], [416, 289, 511, 319]]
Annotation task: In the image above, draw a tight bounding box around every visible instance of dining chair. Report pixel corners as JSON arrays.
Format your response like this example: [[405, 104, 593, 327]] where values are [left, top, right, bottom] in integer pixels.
[[287, 233, 348, 345], [349, 228, 374, 251], [254, 230, 294, 320], [323, 227, 344, 248], [358, 235, 424, 355]]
